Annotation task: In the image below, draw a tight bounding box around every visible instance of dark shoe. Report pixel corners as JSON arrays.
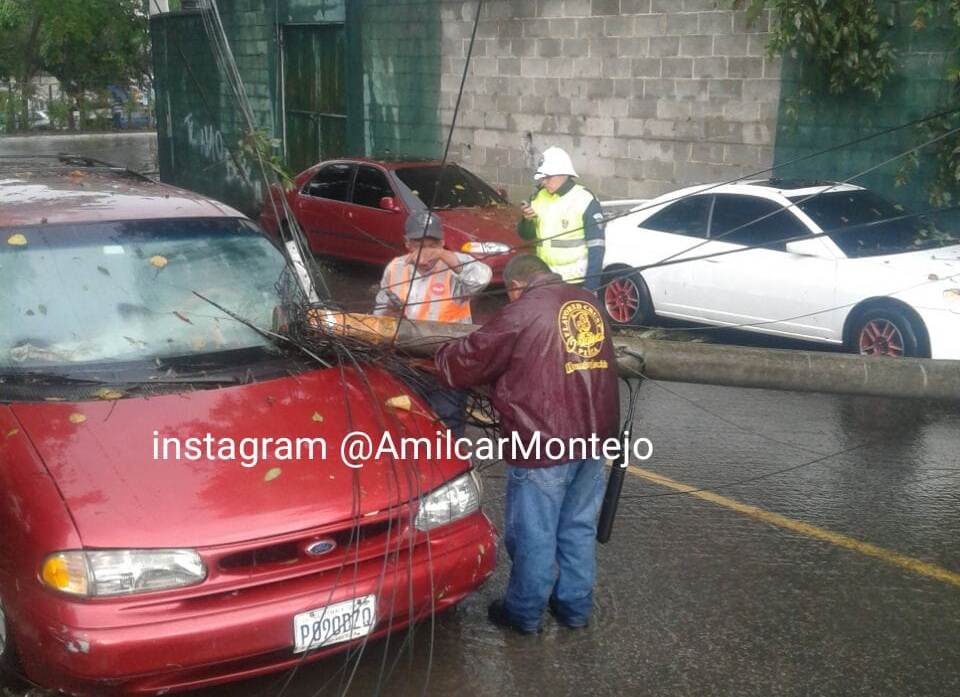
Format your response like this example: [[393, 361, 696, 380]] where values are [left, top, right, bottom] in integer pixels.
[[487, 600, 541, 635], [548, 596, 589, 630]]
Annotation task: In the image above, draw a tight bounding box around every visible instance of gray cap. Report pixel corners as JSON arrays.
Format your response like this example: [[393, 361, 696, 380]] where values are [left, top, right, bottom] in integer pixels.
[[404, 210, 444, 240]]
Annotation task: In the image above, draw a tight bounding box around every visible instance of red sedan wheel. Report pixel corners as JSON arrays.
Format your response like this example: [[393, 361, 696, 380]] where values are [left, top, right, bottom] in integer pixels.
[[0, 598, 19, 681], [604, 277, 640, 324], [0, 603, 7, 660], [858, 319, 905, 357]]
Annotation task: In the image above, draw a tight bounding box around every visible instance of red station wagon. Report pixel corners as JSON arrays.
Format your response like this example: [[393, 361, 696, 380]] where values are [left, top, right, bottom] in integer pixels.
[[0, 157, 496, 695], [260, 159, 524, 282]]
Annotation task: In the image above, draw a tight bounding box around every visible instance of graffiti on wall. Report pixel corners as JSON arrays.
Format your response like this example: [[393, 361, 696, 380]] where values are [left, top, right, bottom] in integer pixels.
[[181, 113, 263, 202]]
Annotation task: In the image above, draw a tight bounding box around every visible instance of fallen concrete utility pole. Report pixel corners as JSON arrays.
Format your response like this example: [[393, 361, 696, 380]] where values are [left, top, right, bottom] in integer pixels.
[[314, 312, 960, 402]]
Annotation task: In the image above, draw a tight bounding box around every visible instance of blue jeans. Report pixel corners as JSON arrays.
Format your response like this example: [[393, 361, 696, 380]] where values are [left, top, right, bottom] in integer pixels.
[[422, 385, 467, 438], [403, 372, 468, 438], [503, 458, 605, 631]]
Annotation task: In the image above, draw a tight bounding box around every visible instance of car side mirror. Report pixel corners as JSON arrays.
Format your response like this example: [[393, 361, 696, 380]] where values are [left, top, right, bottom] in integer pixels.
[[379, 196, 401, 212], [785, 239, 827, 257]]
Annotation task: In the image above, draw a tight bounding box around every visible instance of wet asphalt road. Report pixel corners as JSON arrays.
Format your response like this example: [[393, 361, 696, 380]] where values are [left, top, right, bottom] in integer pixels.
[[0, 131, 159, 175], [184, 376, 960, 697], [4, 135, 959, 697]]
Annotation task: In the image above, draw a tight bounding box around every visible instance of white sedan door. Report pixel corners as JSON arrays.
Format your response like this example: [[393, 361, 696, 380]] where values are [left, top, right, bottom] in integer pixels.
[[683, 194, 842, 342], [622, 194, 716, 315]]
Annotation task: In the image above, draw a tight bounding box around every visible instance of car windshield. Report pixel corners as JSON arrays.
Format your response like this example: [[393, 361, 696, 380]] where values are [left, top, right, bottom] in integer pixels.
[[1, 218, 292, 372], [790, 190, 960, 257], [394, 164, 506, 209]]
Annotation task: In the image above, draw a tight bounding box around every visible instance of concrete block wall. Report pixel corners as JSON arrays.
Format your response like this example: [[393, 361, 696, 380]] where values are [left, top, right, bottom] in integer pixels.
[[439, 1, 781, 202], [153, 0, 785, 214], [359, 0, 444, 159]]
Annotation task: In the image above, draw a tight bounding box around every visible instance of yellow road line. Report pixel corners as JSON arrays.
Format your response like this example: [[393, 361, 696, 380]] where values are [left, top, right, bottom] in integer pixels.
[[626, 466, 960, 589]]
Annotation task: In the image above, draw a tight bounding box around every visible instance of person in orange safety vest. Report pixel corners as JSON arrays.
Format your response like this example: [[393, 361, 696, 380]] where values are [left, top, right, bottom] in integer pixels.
[[374, 210, 492, 324], [374, 210, 492, 436]]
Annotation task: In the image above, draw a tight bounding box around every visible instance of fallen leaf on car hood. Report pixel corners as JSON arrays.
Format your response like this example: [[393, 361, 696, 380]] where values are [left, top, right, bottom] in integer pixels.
[[385, 394, 412, 411], [68, 413, 87, 424], [6, 233, 27, 246], [264, 467, 282, 482], [149, 255, 169, 268], [94, 388, 124, 401]]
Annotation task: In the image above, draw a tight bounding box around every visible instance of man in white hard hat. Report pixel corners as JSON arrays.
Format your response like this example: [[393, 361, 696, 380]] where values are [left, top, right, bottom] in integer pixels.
[[519, 146, 605, 292]]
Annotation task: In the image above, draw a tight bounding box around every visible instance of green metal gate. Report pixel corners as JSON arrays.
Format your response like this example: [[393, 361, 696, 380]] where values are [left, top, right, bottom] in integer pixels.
[[283, 24, 347, 173]]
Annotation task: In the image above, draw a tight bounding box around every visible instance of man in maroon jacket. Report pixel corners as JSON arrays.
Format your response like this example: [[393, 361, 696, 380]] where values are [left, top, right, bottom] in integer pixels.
[[435, 254, 620, 633]]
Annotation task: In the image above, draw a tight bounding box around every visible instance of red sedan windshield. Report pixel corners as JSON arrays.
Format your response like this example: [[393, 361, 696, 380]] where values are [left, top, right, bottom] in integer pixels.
[[1, 218, 289, 369], [394, 164, 507, 209]]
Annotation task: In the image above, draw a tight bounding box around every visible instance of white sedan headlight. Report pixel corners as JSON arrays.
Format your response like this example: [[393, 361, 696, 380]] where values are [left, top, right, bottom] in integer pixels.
[[415, 471, 481, 531], [461, 241, 511, 255], [41, 549, 206, 597], [943, 288, 960, 313]]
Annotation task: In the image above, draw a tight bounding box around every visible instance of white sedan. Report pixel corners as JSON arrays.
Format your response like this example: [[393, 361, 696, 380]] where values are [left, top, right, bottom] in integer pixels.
[[600, 179, 960, 359]]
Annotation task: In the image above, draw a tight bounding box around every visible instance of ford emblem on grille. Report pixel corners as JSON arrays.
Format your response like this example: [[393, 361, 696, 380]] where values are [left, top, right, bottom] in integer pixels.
[[305, 539, 337, 557]]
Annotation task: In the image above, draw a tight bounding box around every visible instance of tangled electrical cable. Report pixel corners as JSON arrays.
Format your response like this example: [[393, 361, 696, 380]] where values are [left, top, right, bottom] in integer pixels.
[[316, 103, 960, 306], [183, 3, 502, 697], [358, 121, 960, 322]]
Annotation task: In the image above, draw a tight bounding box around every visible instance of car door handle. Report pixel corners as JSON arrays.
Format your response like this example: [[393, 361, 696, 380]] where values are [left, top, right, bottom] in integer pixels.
[[705, 258, 721, 264]]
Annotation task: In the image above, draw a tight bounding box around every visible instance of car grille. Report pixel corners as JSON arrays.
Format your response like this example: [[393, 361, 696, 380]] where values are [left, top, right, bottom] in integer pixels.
[[217, 519, 399, 573], [112, 510, 422, 613]]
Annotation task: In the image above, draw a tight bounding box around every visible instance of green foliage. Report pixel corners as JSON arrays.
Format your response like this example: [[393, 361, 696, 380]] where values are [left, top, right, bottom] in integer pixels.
[[913, 0, 960, 32], [46, 97, 71, 129], [0, 90, 16, 131], [40, 0, 149, 95], [895, 1, 960, 206], [733, 0, 897, 98], [741, 1, 960, 206], [0, 0, 149, 131], [897, 2, 960, 206], [239, 129, 294, 191]]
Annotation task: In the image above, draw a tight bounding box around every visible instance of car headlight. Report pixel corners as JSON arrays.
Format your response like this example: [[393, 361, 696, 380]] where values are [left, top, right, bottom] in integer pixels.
[[461, 241, 511, 255], [41, 549, 206, 597], [943, 288, 960, 313], [415, 471, 481, 531]]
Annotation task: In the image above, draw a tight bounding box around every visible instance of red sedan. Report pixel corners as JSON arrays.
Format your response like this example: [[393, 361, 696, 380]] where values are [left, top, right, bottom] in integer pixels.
[[0, 157, 496, 694], [260, 159, 523, 281]]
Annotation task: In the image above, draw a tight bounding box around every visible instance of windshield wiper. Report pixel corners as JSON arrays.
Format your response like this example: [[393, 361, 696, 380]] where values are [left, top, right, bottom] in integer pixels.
[[0, 371, 110, 386], [0, 371, 241, 390], [127, 374, 243, 387]]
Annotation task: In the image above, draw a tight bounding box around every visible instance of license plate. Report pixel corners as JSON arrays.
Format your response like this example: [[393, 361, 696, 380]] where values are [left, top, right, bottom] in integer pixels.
[[292, 595, 377, 653]]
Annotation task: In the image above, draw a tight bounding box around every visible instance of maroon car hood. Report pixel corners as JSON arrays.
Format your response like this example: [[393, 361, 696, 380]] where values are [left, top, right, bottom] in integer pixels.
[[434, 205, 523, 246], [11, 367, 464, 548]]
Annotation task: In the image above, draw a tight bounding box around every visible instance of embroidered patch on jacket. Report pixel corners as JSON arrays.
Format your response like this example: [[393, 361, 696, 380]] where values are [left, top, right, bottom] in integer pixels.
[[558, 301, 608, 373]]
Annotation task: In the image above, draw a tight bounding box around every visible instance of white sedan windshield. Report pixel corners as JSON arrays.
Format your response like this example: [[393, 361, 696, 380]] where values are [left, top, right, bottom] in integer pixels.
[[790, 190, 960, 257], [1, 218, 288, 369]]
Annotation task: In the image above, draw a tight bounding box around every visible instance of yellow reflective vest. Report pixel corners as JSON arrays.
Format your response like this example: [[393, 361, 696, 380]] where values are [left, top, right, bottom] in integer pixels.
[[529, 184, 595, 282]]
